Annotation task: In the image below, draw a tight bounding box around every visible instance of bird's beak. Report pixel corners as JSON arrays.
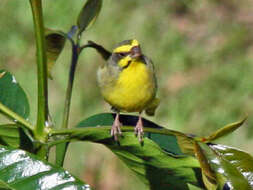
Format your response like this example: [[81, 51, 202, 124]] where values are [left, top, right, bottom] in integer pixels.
[[130, 46, 142, 59]]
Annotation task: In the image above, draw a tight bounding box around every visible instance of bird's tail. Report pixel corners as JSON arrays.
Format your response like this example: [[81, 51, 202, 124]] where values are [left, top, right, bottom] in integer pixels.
[[145, 98, 160, 116]]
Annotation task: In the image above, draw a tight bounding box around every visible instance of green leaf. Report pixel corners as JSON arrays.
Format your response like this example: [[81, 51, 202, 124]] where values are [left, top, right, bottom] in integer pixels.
[[74, 113, 204, 189], [0, 180, 14, 190], [193, 142, 217, 190], [0, 124, 19, 148], [55, 143, 69, 166], [200, 143, 253, 189], [58, 113, 253, 189], [45, 29, 66, 79], [77, 112, 114, 127], [77, 113, 188, 155], [0, 124, 38, 153], [188, 183, 204, 190], [202, 117, 247, 142], [0, 70, 30, 119], [73, 131, 202, 189], [77, 0, 102, 34], [0, 145, 89, 190]]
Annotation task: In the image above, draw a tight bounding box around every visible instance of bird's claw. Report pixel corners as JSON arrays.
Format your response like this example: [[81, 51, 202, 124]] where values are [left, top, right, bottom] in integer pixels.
[[111, 121, 122, 141], [134, 122, 144, 142]]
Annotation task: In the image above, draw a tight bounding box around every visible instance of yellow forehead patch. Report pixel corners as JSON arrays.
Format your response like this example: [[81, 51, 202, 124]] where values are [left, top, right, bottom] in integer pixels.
[[113, 39, 139, 53], [131, 39, 139, 46]]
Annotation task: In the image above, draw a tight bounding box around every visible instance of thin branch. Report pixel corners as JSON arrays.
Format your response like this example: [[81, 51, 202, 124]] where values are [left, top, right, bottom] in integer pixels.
[[51, 126, 187, 137], [0, 102, 34, 131], [80, 41, 111, 60], [48, 126, 192, 148]]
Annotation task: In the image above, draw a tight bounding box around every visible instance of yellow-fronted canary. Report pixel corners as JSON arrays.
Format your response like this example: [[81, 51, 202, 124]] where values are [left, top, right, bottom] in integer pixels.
[[88, 39, 159, 141]]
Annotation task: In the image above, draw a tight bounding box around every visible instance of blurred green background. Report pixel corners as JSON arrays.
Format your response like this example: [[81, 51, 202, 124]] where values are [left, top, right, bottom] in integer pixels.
[[1, 0, 253, 189]]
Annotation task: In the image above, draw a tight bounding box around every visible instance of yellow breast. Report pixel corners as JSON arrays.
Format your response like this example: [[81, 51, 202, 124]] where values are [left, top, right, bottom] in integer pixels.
[[101, 60, 156, 112]]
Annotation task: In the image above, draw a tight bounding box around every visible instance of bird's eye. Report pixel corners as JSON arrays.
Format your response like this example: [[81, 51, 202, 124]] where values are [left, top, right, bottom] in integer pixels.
[[118, 52, 127, 57]]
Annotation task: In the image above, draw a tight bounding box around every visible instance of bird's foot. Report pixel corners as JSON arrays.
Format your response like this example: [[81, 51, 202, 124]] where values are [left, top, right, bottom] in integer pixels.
[[134, 117, 144, 142], [111, 115, 122, 141]]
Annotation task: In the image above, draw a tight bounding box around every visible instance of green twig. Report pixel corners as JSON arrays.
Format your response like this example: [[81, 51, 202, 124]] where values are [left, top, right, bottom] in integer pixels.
[[48, 126, 191, 147], [0, 102, 34, 131], [51, 126, 187, 137], [29, 0, 49, 141]]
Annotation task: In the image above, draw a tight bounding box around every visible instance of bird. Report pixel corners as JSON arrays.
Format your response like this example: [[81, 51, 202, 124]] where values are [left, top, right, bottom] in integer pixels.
[[87, 39, 159, 142]]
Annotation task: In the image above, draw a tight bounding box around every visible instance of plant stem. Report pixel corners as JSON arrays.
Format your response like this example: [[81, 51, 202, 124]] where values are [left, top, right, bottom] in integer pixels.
[[48, 126, 192, 147], [51, 126, 187, 137], [61, 44, 79, 129], [29, 0, 48, 141], [0, 102, 34, 131]]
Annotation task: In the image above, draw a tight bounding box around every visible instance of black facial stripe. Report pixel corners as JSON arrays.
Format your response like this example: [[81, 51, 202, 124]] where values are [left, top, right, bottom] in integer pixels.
[[122, 60, 131, 69], [117, 52, 130, 57], [111, 53, 121, 64]]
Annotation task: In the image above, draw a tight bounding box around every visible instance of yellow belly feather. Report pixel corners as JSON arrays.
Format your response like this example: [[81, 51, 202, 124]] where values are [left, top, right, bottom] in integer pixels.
[[102, 61, 156, 112]]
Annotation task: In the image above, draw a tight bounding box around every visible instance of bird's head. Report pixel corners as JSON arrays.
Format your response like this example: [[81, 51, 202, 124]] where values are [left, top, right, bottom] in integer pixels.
[[112, 39, 143, 69]]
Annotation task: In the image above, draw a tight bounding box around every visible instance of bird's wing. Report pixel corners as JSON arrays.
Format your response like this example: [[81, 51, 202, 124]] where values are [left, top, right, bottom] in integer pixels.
[[145, 97, 160, 116], [143, 55, 159, 116], [97, 53, 121, 90], [143, 55, 155, 71], [143, 55, 158, 91]]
